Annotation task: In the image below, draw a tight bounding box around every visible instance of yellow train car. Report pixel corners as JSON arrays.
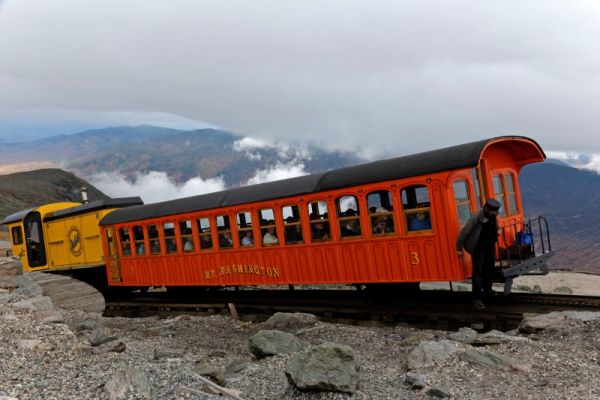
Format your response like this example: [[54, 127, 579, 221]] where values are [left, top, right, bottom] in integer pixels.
[[1, 198, 142, 273]]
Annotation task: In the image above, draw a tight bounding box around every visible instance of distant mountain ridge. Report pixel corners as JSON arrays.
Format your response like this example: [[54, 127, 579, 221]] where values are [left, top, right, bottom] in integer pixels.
[[0, 125, 364, 186], [0, 126, 598, 273], [520, 162, 600, 273]]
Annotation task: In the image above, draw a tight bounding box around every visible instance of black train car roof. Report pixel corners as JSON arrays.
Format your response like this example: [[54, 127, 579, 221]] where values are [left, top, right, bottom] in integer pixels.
[[0, 198, 144, 225], [100, 136, 540, 225]]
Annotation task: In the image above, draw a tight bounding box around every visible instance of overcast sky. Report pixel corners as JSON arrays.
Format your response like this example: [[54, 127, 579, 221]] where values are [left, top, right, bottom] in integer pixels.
[[1, 0, 600, 157]]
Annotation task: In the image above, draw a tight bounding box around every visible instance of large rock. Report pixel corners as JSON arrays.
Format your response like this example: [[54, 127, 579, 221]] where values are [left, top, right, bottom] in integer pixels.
[[473, 330, 531, 345], [461, 349, 531, 372], [260, 312, 318, 333], [248, 330, 303, 358], [518, 312, 567, 333], [407, 340, 461, 370], [285, 343, 359, 394], [12, 275, 43, 297], [561, 311, 600, 322], [12, 296, 54, 311]]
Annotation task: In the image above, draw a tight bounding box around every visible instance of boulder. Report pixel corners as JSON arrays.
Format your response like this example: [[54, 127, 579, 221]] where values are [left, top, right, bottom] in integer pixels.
[[561, 311, 600, 322], [13, 295, 54, 311], [13, 276, 43, 297], [286, 343, 359, 394], [473, 330, 531, 345], [248, 329, 303, 358], [461, 349, 531, 372], [448, 327, 478, 344], [260, 312, 318, 333], [407, 340, 461, 370], [518, 312, 566, 333]]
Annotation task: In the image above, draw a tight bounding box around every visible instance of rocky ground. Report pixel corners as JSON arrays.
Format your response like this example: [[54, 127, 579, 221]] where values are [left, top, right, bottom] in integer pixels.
[[2, 257, 600, 400]]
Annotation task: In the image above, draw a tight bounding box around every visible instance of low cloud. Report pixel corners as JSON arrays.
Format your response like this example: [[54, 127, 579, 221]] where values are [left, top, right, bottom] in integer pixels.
[[246, 163, 308, 185], [90, 171, 226, 204], [546, 151, 600, 174]]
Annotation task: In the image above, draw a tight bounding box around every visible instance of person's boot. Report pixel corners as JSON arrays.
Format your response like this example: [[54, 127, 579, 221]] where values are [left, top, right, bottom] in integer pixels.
[[472, 298, 485, 309]]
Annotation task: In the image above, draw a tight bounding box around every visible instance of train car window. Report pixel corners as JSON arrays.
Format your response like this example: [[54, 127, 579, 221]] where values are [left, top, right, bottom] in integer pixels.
[[282, 205, 303, 245], [336, 195, 362, 239], [237, 212, 255, 248], [216, 215, 233, 249], [11, 226, 23, 245], [179, 220, 195, 252], [133, 226, 146, 255], [308, 201, 331, 242], [505, 173, 518, 215], [402, 185, 432, 232], [197, 217, 213, 250], [492, 175, 507, 217], [471, 168, 484, 210], [148, 225, 161, 254], [367, 191, 395, 236], [453, 180, 472, 227], [119, 227, 132, 256], [163, 222, 178, 253], [259, 208, 279, 246], [105, 229, 116, 257]]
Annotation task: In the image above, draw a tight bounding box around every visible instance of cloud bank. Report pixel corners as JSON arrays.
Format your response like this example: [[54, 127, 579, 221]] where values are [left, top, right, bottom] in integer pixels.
[[1, 1, 600, 155], [90, 171, 227, 204]]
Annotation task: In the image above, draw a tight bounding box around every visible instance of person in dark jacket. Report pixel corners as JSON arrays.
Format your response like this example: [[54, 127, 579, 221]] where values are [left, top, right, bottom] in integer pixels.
[[456, 198, 501, 309]]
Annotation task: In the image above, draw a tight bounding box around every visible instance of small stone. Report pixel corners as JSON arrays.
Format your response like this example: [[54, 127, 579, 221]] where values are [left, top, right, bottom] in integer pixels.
[[427, 384, 452, 398], [405, 371, 426, 389], [109, 341, 126, 353], [154, 347, 186, 359]]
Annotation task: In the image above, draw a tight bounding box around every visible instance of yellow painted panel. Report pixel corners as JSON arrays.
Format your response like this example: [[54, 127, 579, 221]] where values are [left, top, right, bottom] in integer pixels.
[[46, 220, 70, 268]]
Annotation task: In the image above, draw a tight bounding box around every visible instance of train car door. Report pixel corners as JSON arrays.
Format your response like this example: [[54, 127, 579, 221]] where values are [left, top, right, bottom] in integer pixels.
[[105, 228, 122, 282], [23, 212, 47, 268]]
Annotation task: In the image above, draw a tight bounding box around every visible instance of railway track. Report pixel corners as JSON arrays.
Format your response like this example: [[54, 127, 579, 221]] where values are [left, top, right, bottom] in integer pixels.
[[104, 289, 600, 332]]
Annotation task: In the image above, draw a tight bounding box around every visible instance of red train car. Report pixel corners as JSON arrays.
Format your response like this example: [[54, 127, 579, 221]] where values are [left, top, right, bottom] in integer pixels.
[[99, 136, 553, 293]]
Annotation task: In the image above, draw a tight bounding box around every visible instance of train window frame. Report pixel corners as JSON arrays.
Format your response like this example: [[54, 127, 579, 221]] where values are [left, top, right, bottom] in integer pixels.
[[453, 179, 472, 227], [367, 190, 396, 237], [336, 195, 362, 240], [215, 214, 234, 250], [163, 222, 178, 254], [105, 228, 116, 257], [118, 227, 133, 257], [492, 174, 507, 217], [505, 172, 518, 216], [401, 185, 433, 233], [11, 226, 23, 245], [197, 217, 214, 251], [471, 168, 484, 210], [307, 200, 331, 243], [132, 225, 146, 256], [259, 208, 279, 246], [148, 224, 162, 255], [282, 204, 304, 245], [237, 211, 255, 248], [179, 220, 195, 253]]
